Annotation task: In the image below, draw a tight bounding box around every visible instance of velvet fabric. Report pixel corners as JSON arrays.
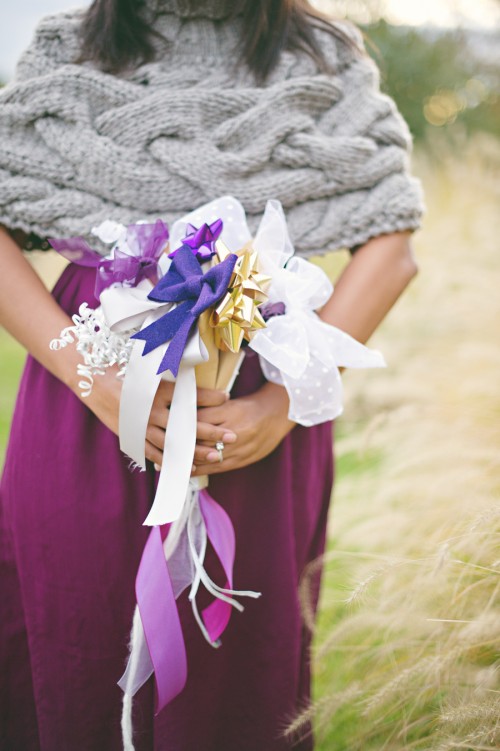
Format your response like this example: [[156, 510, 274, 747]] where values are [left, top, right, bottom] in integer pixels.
[[0, 264, 334, 750]]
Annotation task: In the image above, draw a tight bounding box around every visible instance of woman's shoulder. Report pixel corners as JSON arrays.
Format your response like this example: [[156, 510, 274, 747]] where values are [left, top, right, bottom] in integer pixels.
[[274, 17, 374, 90], [311, 19, 366, 69], [14, 9, 85, 81]]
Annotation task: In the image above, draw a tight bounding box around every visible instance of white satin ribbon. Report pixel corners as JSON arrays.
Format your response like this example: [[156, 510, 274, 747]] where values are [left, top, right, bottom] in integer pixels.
[[100, 282, 209, 526], [146, 358, 197, 526]]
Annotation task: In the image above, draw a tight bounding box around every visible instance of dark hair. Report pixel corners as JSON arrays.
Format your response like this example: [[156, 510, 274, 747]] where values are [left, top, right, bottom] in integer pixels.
[[79, 0, 358, 80]]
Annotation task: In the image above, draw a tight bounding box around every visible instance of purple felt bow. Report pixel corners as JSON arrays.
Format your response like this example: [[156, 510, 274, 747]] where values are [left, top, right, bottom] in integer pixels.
[[49, 220, 169, 299], [169, 219, 223, 262], [132, 245, 237, 377]]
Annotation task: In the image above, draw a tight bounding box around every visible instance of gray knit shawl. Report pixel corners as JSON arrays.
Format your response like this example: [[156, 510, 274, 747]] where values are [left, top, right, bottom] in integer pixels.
[[0, 0, 423, 256]]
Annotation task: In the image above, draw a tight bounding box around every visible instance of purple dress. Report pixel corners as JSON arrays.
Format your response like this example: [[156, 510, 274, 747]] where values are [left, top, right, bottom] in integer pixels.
[[0, 264, 334, 751]]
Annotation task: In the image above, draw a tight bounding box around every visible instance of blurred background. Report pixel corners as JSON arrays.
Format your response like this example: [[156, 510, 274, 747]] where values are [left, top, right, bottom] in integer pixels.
[[1, 1, 499, 749]]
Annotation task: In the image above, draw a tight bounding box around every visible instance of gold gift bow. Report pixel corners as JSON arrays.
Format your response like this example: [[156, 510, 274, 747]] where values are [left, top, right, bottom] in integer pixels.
[[209, 240, 271, 353]]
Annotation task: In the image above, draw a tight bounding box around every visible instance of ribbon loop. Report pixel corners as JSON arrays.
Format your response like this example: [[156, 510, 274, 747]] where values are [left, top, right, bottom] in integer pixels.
[[132, 246, 237, 377], [50, 219, 168, 299], [169, 219, 224, 261]]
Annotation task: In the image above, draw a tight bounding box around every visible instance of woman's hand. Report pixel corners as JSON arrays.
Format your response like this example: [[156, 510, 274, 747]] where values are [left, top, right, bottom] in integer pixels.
[[85, 370, 235, 467], [146, 382, 236, 468], [192, 382, 295, 476]]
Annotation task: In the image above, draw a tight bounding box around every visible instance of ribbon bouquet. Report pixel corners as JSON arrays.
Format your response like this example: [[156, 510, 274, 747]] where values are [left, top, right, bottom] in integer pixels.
[[50, 196, 385, 746]]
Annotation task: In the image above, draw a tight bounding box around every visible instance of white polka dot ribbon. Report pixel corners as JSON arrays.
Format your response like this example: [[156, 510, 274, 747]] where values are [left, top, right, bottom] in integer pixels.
[[248, 200, 386, 426]]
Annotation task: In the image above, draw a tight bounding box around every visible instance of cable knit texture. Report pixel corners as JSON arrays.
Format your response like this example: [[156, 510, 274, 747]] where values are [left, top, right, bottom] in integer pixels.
[[0, 0, 423, 256]]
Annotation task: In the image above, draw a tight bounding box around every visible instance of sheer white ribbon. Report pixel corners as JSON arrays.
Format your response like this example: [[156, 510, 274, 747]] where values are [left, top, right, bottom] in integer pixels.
[[248, 200, 386, 425]]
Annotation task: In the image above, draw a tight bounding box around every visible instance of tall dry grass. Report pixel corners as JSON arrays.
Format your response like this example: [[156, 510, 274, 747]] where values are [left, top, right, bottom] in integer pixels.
[[296, 136, 500, 750]]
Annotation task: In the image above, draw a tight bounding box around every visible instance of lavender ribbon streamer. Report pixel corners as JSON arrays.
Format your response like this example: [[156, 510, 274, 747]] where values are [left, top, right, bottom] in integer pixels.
[[169, 219, 223, 262], [136, 525, 187, 713], [49, 220, 168, 298], [132, 489, 239, 714], [198, 489, 237, 642], [132, 245, 237, 377]]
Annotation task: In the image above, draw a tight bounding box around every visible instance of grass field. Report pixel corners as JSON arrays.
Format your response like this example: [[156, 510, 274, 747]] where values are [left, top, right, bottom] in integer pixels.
[[0, 329, 25, 465], [308, 137, 500, 750], [1, 138, 499, 749]]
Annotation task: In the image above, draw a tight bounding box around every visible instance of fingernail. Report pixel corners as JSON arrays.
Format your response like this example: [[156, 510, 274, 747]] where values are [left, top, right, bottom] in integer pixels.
[[191, 465, 196, 475], [206, 451, 219, 462], [154, 463, 161, 472], [222, 431, 237, 443]]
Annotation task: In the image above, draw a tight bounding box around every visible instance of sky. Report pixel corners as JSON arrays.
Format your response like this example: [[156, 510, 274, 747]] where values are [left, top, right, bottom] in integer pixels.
[[384, 0, 500, 26], [1, 0, 499, 80]]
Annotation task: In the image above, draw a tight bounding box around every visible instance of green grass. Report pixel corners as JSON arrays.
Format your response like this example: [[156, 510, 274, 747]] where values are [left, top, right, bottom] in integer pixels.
[[0, 330, 26, 468]]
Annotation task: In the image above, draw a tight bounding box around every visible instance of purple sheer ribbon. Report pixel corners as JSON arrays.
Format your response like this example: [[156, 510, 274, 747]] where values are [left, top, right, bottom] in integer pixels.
[[136, 525, 187, 712], [198, 490, 237, 642], [49, 220, 168, 298], [132, 245, 237, 377], [136, 489, 239, 714], [261, 301, 286, 320], [169, 219, 223, 262]]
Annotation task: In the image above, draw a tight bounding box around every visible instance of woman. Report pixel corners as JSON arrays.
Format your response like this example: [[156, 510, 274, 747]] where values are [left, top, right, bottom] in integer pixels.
[[0, 1, 423, 749]]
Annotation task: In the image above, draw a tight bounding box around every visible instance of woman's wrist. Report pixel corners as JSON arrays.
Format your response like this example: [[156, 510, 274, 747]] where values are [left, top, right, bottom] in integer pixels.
[[258, 381, 295, 433], [319, 231, 417, 344], [49, 342, 87, 396]]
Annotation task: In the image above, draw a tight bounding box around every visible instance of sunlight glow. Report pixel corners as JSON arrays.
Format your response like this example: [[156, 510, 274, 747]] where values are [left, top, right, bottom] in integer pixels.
[[313, 0, 500, 27]]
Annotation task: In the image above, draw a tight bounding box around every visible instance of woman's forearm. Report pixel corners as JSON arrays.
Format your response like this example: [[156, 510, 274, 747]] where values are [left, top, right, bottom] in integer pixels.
[[0, 228, 231, 452], [0, 227, 80, 390], [320, 231, 418, 342]]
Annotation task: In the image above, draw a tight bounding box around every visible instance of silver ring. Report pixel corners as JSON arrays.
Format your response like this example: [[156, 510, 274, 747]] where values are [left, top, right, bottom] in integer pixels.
[[215, 440, 224, 463]]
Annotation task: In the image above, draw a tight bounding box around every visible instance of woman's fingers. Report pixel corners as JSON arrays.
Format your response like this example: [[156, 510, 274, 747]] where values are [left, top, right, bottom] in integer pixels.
[[146, 420, 236, 468], [196, 387, 228, 408], [193, 442, 234, 465], [194, 422, 237, 464], [196, 421, 237, 445], [149, 403, 169, 430], [145, 439, 163, 468], [156, 379, 175, 401], [147, 419, 236, 448], [149, 385, 227, 429], [146, 424, 166, 451], [157, 382, 227, 409]]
